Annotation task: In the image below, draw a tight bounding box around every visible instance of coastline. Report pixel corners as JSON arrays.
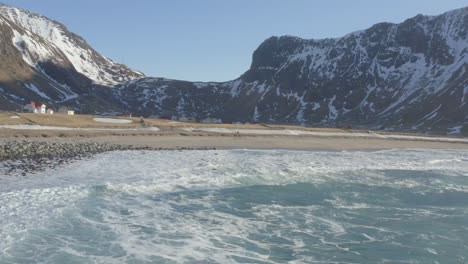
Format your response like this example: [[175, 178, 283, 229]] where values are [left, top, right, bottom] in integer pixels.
[[0, 139, 214, 176], [94, 135, 468, 150], [1, 120, 467, 175], [1, 134, 467, 150]]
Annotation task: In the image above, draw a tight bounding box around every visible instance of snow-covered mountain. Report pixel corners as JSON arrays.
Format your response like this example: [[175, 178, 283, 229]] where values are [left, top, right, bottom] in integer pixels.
[[0, 3, 143, 111], [0, 3, 466, 134], [117, 7, 467, 134]]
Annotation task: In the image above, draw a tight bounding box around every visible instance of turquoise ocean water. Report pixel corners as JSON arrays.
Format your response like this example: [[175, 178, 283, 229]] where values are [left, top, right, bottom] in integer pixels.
[[1, 149, 467, 263]]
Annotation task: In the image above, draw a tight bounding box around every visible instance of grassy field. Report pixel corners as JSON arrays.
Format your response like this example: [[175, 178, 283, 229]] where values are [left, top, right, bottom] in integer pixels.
[[0, 112, 464, 140], [0, 112, 349, 131], [0, 112, 147, 128]]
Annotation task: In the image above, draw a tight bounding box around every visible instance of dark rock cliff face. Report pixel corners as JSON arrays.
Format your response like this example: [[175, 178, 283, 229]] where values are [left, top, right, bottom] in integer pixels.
[[117, 7, 467, 134], [0, 3, 466, 135]]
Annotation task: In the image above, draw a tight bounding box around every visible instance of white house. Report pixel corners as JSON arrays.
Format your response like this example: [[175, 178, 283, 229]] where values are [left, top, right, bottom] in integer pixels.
[[47, 109, 54, 114], [38, 103, 46, 114]]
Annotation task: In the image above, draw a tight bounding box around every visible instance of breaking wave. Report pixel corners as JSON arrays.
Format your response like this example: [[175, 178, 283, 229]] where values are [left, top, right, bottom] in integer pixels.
[[1, 148, 467, 263]]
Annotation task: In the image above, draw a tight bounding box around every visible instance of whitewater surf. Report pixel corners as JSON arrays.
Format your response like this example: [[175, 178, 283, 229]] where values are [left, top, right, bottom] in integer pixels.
[[1, 149, 467, 263]]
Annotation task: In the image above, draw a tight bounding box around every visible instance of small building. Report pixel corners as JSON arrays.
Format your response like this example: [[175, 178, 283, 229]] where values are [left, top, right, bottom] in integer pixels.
[[37, 103, 46, 114], [201, 117, 222, 124], [121, 112, 132, 118], [58, 106, 75, 115], [58, 106, 66, 114], [200, 117, 210, 124], [47, 109, 54, 114], [178, 116, 197, 123], [178, 116, 190, 122], [23, 102, 37, 113]]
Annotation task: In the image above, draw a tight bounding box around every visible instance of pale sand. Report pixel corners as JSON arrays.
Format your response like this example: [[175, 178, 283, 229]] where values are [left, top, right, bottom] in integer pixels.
[[2, 135, 467, 150]]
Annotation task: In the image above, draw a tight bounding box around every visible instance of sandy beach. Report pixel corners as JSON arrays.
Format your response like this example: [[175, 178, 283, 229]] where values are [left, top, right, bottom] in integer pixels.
[[95, 135, 468, 150], [1, 135, 467, 150]]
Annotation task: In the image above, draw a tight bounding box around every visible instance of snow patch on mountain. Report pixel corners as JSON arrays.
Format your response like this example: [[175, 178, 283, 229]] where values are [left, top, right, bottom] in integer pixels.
[[11, 29, 56, 67], [0, 4, 143, 86], [24, 83, 50, 100], [448, 125, 463, 135]]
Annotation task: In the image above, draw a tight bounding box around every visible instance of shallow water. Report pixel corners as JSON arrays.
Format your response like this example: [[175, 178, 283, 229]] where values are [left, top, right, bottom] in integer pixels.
[[1, 149, 467, 263]]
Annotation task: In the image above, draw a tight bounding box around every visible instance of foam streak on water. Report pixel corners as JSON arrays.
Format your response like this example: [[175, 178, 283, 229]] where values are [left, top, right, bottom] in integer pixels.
[[0, 149, 467, 263]]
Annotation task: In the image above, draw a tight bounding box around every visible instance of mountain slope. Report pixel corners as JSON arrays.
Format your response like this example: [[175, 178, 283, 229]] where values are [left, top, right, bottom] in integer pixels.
[[0, 4, 466, 135], [0, 3, 143, 111], [116, 7, 467, 134], [0, 4, 143, 86]]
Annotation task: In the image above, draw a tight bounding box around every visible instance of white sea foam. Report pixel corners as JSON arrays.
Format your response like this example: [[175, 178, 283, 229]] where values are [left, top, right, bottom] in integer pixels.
[[0, 186, 88, 256], [2, 148, 466, 194], [0, 148, 467, 262]]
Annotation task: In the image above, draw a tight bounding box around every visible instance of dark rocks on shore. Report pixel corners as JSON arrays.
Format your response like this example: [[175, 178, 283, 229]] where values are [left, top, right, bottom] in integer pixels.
[[0, 141, 215, 176]]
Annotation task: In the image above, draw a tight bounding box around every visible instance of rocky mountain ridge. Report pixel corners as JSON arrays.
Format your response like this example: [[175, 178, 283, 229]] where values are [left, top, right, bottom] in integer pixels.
[[116, 7, 467, 134], [0, 3, 466, 135]]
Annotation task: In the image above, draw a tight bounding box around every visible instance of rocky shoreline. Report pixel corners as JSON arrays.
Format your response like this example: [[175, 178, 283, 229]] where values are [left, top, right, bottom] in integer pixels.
[[0, 140, 215, 176]]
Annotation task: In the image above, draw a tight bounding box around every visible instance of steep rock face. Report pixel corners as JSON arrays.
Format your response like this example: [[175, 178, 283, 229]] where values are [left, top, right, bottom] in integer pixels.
[[117, 7, 467, 134], [0, 4, 143, 111], [0, 3, 466, 135]]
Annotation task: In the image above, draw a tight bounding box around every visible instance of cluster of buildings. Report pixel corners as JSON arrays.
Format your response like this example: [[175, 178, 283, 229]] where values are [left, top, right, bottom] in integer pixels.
[[160, 115, 249, 124], [20, 103, 252, 124], [23, 101, 75, 115], [160, 115, 223, 123]]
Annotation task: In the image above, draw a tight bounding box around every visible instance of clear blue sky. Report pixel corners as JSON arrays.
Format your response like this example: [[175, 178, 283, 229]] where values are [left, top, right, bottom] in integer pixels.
[[2, 0, 467, 82]]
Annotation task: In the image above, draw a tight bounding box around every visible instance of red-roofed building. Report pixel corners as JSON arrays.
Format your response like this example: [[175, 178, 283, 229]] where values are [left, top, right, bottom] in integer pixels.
[[23, 101, 47, 113]]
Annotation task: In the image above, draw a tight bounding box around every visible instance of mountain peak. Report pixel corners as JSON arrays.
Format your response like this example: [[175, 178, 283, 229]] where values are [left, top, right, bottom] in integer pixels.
[[117, 6, 467, 134], [0, 4, 466, 135], [0, 3, 144, 86]]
